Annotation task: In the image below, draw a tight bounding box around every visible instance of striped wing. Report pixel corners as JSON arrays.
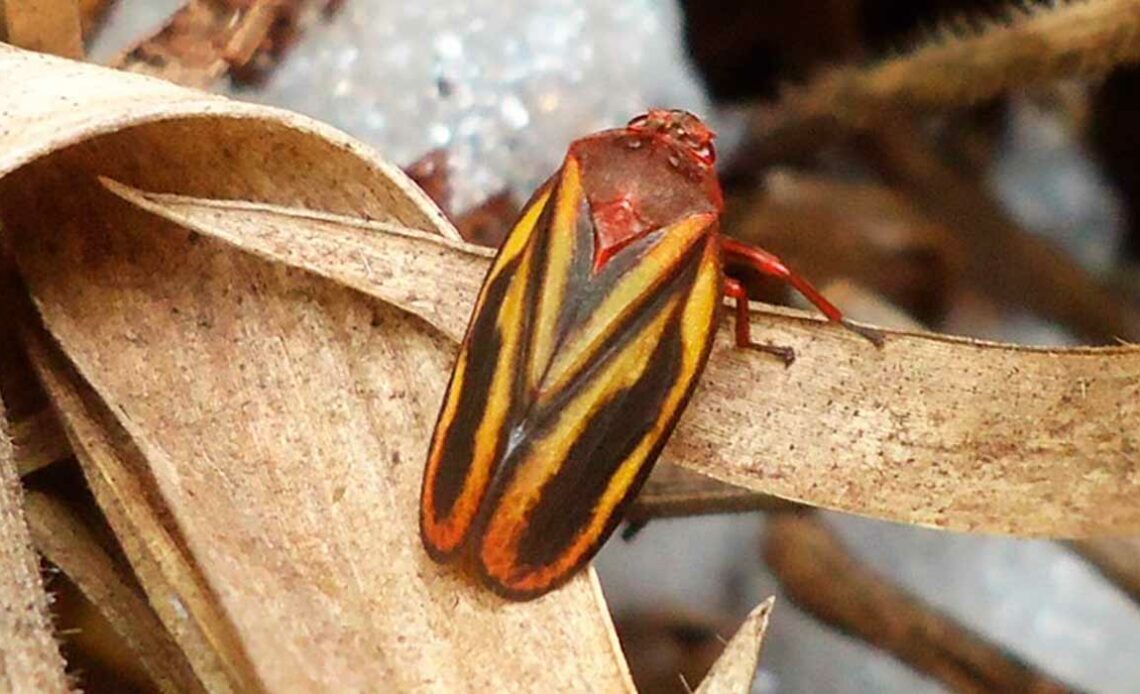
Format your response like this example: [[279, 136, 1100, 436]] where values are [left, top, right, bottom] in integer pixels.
[[420, 156, 722, 597]]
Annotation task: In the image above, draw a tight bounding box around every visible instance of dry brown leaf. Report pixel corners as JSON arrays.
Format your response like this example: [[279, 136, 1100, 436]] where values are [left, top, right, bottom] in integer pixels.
[[21, 325, 249, 691], [11, 408, 70, 476], [627, 463, 799, 523], [23, 489, 203, 693], [110, 0, 332, 88], [693, 599, 773, 694], [0, 45, 633, 691], [0, 397, 69, 692], [0, 263, 69, 476], [0, 0, 83, 59], [102, 181, 1140, 537]]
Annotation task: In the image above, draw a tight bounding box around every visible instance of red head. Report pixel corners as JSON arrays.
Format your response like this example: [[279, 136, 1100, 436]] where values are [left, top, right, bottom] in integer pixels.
[[626, 109, 717, 169]]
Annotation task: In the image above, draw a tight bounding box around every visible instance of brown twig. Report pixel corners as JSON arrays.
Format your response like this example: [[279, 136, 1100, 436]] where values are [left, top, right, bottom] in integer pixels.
[[752, 0, 1140, 155], [725, 172, 964, 323], [1067, 537, 1140, 607], [764, 512, 1079, 694]]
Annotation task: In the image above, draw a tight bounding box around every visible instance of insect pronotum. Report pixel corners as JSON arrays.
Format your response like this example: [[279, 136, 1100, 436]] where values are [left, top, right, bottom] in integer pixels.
[[420, 109, 881, 600]]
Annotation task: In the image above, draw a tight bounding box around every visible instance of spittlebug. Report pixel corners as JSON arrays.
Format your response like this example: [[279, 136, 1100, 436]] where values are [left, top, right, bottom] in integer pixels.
[[420, 109, 881, 600]]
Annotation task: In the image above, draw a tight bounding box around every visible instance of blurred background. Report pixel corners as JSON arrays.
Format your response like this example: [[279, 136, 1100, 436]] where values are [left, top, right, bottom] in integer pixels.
[[68, 0, 1140, 691]]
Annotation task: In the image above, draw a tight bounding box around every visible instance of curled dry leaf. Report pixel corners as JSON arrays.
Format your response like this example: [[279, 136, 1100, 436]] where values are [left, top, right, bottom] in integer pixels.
[[0, 45, 633, 691], [0, 398, 69, 692], [101, 179, 1140, 537]]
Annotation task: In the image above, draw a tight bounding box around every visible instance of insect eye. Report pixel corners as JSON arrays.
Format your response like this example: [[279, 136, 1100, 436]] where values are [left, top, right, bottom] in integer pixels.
[[694, 142, 715, 164], [627, 114, 651, 129]]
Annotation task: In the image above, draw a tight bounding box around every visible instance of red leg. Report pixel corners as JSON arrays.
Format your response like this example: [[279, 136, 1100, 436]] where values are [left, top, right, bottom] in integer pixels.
[[721, 237, 884, 347], [725, 278, 796, 365]]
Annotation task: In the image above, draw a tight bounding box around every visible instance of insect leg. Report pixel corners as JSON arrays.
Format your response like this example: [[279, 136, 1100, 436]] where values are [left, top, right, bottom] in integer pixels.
[[721, 238, 884, 347], [724, 278, 796, 365]]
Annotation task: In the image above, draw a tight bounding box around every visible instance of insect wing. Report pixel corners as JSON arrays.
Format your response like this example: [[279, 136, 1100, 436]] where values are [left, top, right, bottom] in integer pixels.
[[419, 175, 553, 561], [475, 213, 723, 600], [421, 150, 722, 600]]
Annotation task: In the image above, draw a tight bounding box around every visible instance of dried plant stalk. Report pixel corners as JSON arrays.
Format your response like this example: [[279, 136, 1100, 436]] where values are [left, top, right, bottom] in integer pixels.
[[23, 489, 204, 693], [0, 398, 69, 693], [1068, 537, 1140, 606], [757, 0, 1140, 140], [765, 513, 1073, 693], [107, 184, 1140, 537]]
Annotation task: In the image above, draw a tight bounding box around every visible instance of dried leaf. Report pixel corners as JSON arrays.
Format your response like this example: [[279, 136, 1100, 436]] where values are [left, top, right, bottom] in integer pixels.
[[11, 408, 70, 476], [105, 182, 1140, 537], [0, 45, 632, 691], [23, 489, 203, 693], [22, 327, 248, 691], [0, 0, 83, 58], [0, 397, 69, 692], [695, 599, 773, 694]]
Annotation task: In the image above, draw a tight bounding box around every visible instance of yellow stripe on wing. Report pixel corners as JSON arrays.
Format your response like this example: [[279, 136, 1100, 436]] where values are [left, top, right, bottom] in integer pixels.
[[537, 211, 715, 402], [527, 157, 582, 391]]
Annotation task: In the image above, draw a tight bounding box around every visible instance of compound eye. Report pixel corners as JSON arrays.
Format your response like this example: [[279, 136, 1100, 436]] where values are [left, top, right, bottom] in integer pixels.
[[694, 141, 716, 164], [627, 114, 651, 129]]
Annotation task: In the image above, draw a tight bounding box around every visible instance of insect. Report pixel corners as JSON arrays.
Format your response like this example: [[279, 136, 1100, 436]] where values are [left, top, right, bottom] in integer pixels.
[[420, 109, 881, 600]]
